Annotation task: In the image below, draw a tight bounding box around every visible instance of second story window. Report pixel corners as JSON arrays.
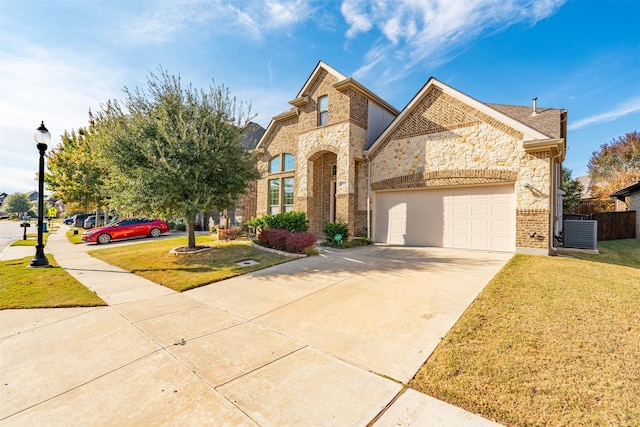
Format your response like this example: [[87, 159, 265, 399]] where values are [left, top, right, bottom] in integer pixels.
[[318, 95, 328, 126]]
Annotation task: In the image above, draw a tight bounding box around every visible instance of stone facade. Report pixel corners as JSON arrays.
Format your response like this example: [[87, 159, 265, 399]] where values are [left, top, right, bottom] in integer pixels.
[[368, 85, 557, 253], [253, 62, 565, 254]]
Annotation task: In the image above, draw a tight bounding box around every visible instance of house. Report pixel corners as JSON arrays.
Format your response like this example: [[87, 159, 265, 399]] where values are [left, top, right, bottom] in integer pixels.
[[576, 175, 617, 213], [611, 180, 640, 239], [249, 61, 567, 255]]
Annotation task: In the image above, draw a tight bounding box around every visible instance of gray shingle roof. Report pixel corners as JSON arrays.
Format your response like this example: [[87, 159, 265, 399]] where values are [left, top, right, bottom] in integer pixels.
[[487, 103, 565, 139]]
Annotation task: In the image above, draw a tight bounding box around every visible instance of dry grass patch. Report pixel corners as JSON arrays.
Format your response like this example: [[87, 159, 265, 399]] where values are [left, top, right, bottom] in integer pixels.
[[88, 236, 292, 292], [0, 255, 106, 309], [410, 253, 640, 426]]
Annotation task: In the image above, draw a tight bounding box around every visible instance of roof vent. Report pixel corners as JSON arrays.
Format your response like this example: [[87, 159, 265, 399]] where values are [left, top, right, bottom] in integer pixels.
[[532, 97, 538, 116]]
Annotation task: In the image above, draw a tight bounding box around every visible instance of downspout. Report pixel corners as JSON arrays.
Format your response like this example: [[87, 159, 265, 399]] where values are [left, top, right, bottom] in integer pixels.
[[550, 111, 568, 255], [366, 153, 371, 240], [549, 146, 565, 255]]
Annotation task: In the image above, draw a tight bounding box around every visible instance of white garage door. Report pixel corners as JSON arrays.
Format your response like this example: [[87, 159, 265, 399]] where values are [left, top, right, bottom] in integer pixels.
[[375, 185, 515, 252]]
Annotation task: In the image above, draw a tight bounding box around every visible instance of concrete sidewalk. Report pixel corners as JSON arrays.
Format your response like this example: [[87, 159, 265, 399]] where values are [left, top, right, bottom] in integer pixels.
[[1, 226, 508, 426]]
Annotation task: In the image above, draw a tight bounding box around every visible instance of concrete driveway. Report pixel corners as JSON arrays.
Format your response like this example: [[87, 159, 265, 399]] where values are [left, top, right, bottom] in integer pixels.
[[1, 230, 510, 426]]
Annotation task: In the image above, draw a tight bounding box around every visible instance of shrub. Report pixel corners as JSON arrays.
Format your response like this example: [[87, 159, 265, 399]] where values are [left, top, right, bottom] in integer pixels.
[[322, 221, 349, 244], [245, 216, 266, 230], [175, 222, 187, 232], [286, 232, 317, 253], [257, 228, 270, 245], [219, 227, 241, 241], [264, 211, 309, 233], [267, 228, 291, 251]]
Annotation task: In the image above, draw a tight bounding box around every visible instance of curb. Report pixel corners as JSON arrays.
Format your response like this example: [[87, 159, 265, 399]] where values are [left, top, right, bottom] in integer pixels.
[[249, 242, 307, 258]]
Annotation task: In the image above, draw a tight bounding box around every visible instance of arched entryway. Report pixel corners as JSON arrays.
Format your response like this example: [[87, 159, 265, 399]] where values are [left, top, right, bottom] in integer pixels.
[[307, 150, 337, 235]]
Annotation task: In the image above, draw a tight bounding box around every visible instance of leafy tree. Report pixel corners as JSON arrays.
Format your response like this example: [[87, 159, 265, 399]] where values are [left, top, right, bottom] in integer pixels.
[[4, 193, 31, 216], [588, 131, 640, 199], [97, 69, 260, 248], [45, 113, 110, 224], [561, 167, 584, 214]]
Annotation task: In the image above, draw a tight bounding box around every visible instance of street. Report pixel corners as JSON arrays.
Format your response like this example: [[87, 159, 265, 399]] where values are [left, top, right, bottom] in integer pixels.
[[0, 219, 28, 255]]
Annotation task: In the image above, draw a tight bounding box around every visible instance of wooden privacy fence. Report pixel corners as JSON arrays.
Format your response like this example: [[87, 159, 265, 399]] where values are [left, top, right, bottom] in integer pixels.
[[564, 211, 636, 241]]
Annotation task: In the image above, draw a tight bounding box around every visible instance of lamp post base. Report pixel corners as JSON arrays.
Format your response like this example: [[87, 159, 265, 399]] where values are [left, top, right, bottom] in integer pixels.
[[29, 245, 50, 268]]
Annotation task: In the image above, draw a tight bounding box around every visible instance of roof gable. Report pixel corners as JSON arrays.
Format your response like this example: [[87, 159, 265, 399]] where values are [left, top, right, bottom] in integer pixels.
[[257, 61, 396, 149], [366, 77, 555, 159], [294, 61, 347, 100]]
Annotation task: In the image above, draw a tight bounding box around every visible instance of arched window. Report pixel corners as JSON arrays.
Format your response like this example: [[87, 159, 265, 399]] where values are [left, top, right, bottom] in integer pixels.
[[283, 153, 295, 171], [269, 155, 281, 174]]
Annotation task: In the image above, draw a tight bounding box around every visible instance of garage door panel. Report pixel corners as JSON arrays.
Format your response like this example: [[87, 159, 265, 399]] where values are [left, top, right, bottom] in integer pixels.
[[375, 185, 515, 252]]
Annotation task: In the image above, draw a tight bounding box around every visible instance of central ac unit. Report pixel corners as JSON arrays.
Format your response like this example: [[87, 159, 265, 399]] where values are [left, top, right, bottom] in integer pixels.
[[563, 220, 597, 250]]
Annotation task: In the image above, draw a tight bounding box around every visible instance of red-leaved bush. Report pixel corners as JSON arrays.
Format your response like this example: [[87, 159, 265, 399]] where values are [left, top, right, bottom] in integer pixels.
[[258, 228, 270, 245], [218, 227, 241, 241], [267, 229, 291, 251], [285, 232, 317, 253]]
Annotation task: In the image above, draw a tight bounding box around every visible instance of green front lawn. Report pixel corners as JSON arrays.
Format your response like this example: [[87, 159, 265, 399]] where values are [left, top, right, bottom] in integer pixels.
[[66, 227, 84, 244], [88, 236, 292, 292], [0, 255, 106, 309], [410, 240, 640, 426], [10, 230, 51, 246], [567, 238, 640, 269]]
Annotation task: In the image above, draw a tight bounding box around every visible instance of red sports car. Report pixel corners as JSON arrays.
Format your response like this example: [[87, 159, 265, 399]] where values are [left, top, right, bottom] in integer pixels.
[[82, 218, 170, 244]]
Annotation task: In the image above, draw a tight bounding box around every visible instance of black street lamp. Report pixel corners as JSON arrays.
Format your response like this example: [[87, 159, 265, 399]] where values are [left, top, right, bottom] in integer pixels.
[[30, 121, 51, 268]]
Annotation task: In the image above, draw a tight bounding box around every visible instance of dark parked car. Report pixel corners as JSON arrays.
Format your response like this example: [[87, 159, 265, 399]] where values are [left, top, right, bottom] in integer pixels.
[[83, 214, 116, 229], [71, 213, 91, 227], [63, 217, 74, 225], [81, 218, 170, 244]]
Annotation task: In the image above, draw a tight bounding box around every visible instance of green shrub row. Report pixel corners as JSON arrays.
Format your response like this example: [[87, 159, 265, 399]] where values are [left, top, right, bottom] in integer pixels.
[[246, 211, 309, 233]]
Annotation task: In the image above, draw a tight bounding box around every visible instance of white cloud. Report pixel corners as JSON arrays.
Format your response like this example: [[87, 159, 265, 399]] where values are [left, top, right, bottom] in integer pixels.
[[341, 0, 373, 39], [120, 0, 318, 44], [120, 0, 215, 44], [342, 0, 567, 86], [568, 96, 640, 131], [0, 39, 125, 194]]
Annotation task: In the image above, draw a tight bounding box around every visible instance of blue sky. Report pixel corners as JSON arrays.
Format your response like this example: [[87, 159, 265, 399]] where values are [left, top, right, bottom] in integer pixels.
[[1, 0, 638, 195]]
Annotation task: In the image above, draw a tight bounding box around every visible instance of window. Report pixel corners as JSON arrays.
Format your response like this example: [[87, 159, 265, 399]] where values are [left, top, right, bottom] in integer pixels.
[[270, 153, 295, 173], [268, 153, 295, 214], [269, 155, 281, 174], [269, 179, 280, 215], [283, 177, 294, 212], [318, 95, 328, 126], [331, 164, 337, 176], [283, 153, 295, 171]]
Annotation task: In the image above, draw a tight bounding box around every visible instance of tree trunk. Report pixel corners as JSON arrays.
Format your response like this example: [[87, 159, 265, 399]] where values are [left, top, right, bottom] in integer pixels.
[[188, 220, 196, 248]]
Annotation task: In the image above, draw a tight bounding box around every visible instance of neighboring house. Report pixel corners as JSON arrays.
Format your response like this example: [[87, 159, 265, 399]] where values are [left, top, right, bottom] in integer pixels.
[[26, 191, 39, 203], [611, 180, 640, 239], [249, 61, 567, 255], [576, 175, 616, 213]]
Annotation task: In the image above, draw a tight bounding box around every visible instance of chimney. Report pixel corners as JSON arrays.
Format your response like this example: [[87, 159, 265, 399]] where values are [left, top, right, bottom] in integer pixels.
[[532, 97, 538, 116]]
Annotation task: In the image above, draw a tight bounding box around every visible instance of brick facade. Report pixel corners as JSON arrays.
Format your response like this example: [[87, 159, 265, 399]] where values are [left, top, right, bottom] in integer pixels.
[[516, 209, 550, 249]]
